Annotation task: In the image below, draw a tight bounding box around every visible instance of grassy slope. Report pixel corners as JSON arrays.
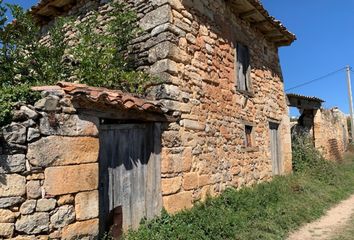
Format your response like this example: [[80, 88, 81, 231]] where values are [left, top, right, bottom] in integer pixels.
[[125, 154, 354, 240]]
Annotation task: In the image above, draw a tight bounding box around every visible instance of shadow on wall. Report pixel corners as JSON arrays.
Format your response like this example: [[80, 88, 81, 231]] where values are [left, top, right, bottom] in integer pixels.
[[0, 136, 11, 185]]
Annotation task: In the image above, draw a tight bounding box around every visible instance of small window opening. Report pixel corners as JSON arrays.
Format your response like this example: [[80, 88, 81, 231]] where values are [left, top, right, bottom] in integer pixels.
[[236, 43, 252, 92], [264, 46, 268, 55], [245, 125, 253, 148]]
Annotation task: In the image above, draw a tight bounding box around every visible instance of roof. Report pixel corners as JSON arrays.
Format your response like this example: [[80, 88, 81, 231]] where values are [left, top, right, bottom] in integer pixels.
[[30, 0, 296, 46], [287, 93, 324, 110], [228, 0, 296, 46], [31, 82, 164, 114], [287, 93, 325, 103]]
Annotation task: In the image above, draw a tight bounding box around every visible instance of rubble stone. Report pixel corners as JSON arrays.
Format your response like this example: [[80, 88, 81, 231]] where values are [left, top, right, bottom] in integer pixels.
[[34, 96, 59, 111], [20, 106, 39, 120], [0, 209, 16, 223], [26, 181, 42, 199], [0, 174, 26, 197], [0, 223, 14, 238], [15, 213, 49, 234], [0, 154, 26, 173], [2, 123, 27, 144], [20, 200, 36, 215], [50, 205, 76, 229], [0, 197, 25, 208], [27, 128, 41, 142], [39, 114, 99, 137], [36, 199, 56, 212], [57, 194, 74, 206]]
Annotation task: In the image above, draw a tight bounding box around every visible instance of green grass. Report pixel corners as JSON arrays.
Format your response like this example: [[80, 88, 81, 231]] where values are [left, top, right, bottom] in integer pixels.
[[331, 216, 354, 240], [125, 153, 354, 240]]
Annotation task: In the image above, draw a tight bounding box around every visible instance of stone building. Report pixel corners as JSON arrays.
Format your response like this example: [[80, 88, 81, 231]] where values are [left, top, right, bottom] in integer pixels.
[[0, 0, 296, 239], [288, 93, 349, 161]]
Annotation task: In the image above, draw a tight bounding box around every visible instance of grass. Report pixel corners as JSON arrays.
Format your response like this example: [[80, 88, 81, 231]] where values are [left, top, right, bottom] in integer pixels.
[[331, 216, 354, 240], [124, 151, 354, 240]]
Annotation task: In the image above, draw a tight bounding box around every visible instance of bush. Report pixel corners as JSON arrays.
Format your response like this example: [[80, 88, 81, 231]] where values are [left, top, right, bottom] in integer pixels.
[[292, 134, 338, 184], [0, 0, 157, 126]]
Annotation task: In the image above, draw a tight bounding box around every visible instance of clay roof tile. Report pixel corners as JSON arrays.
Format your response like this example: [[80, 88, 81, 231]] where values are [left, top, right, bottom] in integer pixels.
[[32, 82, 163, 114]]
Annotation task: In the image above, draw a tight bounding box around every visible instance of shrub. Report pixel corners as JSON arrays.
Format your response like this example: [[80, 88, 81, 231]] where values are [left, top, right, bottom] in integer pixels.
[[291, 134, 338, 183], [0, 0, 157, 126]]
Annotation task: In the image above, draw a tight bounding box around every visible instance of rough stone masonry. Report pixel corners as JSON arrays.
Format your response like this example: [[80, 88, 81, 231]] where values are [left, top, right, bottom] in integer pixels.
[[0, 0, 296, 238], [0, 92, 100, 239]]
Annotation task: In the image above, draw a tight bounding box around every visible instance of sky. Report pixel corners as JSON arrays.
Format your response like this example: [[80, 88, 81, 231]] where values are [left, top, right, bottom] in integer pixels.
[[4, 1, 354, 116], [262, 0, 354, 116]]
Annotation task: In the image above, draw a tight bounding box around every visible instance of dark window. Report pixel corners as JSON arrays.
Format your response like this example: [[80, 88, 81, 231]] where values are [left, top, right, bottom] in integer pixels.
[[245, 125, 253, 147], [264, 46, 268, 55], [236, 43, 251, 92]]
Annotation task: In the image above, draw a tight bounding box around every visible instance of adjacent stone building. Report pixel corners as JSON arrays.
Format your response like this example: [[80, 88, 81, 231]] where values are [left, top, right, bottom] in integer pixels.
[[288, 93, 349, 161], [0, 0, 296, 238]]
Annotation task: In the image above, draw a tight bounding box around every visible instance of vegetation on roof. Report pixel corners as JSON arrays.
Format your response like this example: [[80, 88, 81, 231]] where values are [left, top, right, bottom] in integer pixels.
[[0, 0, 157, 126]]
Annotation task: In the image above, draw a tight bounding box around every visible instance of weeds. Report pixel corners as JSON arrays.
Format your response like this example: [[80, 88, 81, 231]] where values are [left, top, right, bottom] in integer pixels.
[[125, 141, 354, 240]]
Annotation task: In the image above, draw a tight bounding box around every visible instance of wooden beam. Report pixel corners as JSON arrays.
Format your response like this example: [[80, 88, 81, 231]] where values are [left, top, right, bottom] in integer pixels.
[[268, 35, 285, 42], [274, 40, 292, 47], [264, 30, 280, 37], [239, 9, 258, 19], [47, 5, 65, 16], [252, 20, 268, 27], [34, 14, 51, 24]]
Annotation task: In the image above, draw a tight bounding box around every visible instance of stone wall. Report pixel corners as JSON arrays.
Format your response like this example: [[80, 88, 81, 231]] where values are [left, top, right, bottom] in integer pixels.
[[144, 0, 292, 212], [314, 108, 349, 161], [40, 0, 171, 74], [0, 92, 100, 239], [38, 0, 293, 214]]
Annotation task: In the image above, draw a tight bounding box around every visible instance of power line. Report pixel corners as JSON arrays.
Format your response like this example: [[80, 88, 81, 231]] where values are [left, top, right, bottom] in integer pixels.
[[285, 67, 347, 92]]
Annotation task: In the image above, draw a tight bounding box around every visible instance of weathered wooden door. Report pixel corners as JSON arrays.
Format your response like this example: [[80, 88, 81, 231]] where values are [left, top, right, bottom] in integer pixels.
[[269, 122, 281, 175], [99, 123, 162, 237]]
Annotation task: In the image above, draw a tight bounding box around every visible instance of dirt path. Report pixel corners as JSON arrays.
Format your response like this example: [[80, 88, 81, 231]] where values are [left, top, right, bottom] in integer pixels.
[[287, 194, 354, 240]]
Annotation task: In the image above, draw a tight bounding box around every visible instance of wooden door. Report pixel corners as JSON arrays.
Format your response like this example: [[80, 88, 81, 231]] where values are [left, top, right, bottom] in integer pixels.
[[269, 122, 281, 175], [99, 123, 162, 237]]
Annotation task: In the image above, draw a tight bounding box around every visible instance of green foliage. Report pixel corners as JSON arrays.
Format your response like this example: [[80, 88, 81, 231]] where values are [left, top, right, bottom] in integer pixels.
[[0, 85, 40, 125], [68, 2, 156, 92], [125, 154, 354, 240], [291, 134, 338, 183], [0, 0, 156, 126]]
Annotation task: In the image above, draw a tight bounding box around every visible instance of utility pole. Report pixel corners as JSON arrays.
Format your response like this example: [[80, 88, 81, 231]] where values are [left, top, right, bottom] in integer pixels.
[[346, 65, 354, 142]]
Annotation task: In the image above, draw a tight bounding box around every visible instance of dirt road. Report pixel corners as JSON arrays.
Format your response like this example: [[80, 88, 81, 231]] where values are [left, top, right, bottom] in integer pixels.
[[287, 194, 354, 240]]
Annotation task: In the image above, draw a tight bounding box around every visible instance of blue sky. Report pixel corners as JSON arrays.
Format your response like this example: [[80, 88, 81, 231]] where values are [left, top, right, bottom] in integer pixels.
[[3, 0, 35, 10], [262, 0, 354, 115], [5, 1, 354, 116]]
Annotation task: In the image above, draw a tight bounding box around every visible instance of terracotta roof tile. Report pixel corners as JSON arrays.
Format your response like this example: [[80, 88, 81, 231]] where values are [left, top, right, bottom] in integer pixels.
[[32, 82, 163, 114]]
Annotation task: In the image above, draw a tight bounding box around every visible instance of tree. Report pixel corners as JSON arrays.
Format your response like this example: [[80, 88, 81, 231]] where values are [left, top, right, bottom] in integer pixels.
[[0, 0, 156, 126]]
